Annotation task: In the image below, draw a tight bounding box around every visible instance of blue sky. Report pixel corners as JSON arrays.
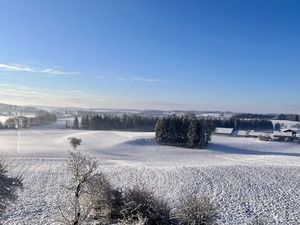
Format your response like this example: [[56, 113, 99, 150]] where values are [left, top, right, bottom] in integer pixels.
[[0, 0, 299, 113]]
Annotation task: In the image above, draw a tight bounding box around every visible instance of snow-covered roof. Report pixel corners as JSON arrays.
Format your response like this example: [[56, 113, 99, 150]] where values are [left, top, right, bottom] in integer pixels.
[[282, 128, 297, 133], [214, 127, 234, 134], [249, 131, 271, 137], [273, 131, 294, 137], [236, 130, 249, 136]]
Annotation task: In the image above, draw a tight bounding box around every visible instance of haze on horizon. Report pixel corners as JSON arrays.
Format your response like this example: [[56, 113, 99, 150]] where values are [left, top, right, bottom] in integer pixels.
[[0, 0, 299, 114]]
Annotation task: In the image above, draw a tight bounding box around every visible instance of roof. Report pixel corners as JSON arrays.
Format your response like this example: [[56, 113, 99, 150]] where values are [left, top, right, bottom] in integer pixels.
[[282, 128, 297, 133], [273, 131, 294, 137], [214, 127, 234, 134], [236, 130, 249, 136], [249, 131, 271, 137]]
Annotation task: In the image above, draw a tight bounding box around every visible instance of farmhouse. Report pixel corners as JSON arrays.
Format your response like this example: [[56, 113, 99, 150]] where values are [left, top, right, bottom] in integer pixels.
[[214, 127, 234, 136], [249, 130, 271, 138], [281, 128, 297, 136]]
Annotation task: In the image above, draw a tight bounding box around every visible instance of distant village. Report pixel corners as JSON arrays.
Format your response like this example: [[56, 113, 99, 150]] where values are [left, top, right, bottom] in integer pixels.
[[214, 127, 300, 143]]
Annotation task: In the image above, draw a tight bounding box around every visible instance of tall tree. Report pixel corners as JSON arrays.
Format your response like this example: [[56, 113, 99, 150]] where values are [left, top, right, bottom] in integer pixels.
[[73, 116, 79, 129]]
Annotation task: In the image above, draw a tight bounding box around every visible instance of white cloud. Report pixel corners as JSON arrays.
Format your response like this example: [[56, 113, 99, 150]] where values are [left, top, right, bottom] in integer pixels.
[[117, 76, 164, 83], [0, 63, 78, 76], [132, 77, 163, 82], [0, 64, 34, 72]]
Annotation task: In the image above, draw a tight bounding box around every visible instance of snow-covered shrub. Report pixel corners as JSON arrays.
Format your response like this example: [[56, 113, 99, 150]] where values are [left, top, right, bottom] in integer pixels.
[[119, 187, 171, 225], [248, 218, 267, 225], [173, 195, 218, 225], [0, 156, 23, 219], [86, 173, 114, 223]]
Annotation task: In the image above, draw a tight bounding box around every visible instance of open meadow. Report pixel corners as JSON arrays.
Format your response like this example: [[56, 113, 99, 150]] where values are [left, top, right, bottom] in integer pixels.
[[0, 120, 300, 224]]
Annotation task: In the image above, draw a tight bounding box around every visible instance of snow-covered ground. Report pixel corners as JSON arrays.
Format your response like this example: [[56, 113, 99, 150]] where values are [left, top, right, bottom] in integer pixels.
[[1, 121, 300, 224], [0, 115, 9, 123]]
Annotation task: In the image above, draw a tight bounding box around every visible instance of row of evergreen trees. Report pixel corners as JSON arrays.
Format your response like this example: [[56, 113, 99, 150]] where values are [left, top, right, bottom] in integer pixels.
[[77, 114, 158, 131], [276, 114, 300, 122], [232, 113, 275, 120], [155, 115, 215, 149], [213, 118, 273, 130]]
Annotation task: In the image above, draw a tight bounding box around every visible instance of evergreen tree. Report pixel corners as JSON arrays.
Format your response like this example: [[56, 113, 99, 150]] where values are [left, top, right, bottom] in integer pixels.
[[155, 117, 169, 144], [187, 119, 200, 148], [274, 122, 281, 131], [73, 116, 79, 129]]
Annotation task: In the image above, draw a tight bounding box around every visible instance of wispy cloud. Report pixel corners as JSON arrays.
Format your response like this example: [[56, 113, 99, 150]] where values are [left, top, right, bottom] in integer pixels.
[[118, 76, 164, 83], [0, 63, 78, 76], [0, 83, 190, 110]]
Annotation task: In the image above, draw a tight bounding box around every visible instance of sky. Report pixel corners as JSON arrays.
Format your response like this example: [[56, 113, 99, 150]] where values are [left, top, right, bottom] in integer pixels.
[[0, 0, 299, 113]]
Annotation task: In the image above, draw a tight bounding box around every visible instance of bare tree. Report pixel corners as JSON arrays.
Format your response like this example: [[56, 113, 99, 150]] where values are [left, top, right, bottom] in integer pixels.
[[59, 139, 97, 225]]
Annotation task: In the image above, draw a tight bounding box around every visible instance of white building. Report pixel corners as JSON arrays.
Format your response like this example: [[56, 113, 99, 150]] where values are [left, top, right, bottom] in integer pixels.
[[214, 127, 234, 136]]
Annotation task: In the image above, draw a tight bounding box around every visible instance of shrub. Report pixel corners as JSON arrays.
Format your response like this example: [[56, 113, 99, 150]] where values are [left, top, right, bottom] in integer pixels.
[[0, 156, 23, 219], [120, 187, 171, 225], [68, 137, 82, 150], [173, 196, 218, 225]]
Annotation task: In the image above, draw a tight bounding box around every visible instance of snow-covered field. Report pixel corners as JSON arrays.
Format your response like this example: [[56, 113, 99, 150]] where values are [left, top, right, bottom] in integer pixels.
[[1, 122, 300, 224]]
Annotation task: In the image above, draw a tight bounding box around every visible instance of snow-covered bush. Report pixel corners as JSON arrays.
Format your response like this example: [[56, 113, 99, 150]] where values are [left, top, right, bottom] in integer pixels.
[[119, 187, 171, 225], [0, 156, 23, 219], [89, 185, 171, 225], [173, 195, 218, 225]]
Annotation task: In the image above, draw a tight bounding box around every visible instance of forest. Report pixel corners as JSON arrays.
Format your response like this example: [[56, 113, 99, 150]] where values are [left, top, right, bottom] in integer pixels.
[[78, 114, 158, 132], [155, 115, 215, 148]]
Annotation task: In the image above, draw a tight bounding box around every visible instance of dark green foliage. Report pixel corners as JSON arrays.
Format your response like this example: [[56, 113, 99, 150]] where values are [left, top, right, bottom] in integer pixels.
[[187, 119, 200, 148], [232, 113, 275, 120], [155, 115, 213, 149], [277, 114, 300, 122], [274, 122, 281, 131], [73, 116, 79, 129], [154, 117, 169, 144], [79, 114, 158, 132], [214, 118, 273, 130]]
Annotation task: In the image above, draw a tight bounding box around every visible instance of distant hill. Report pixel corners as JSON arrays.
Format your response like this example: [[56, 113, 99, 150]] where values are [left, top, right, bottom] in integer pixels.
[[0, 103, 40, 116]]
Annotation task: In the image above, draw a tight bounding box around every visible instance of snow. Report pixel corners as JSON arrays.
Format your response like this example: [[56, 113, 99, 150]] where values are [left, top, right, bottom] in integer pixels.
[[272, 120, 300, 128], [214, 127, 234, 135], [0, 115, 9, 123], [1, 120, 300, 224]]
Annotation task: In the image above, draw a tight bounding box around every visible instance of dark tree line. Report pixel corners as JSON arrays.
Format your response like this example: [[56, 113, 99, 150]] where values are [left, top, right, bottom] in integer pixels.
[[233, 113, 300, 122], [155, 115, 215, 149], [276, 114, 300, 122], [232, 113, 275, 120], [213, 118, 273, 130], [79, 114, 158, 131]]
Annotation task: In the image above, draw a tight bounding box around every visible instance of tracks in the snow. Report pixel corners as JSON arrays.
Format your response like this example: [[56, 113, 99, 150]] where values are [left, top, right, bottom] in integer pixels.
[[2, 159, 300, 225]]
